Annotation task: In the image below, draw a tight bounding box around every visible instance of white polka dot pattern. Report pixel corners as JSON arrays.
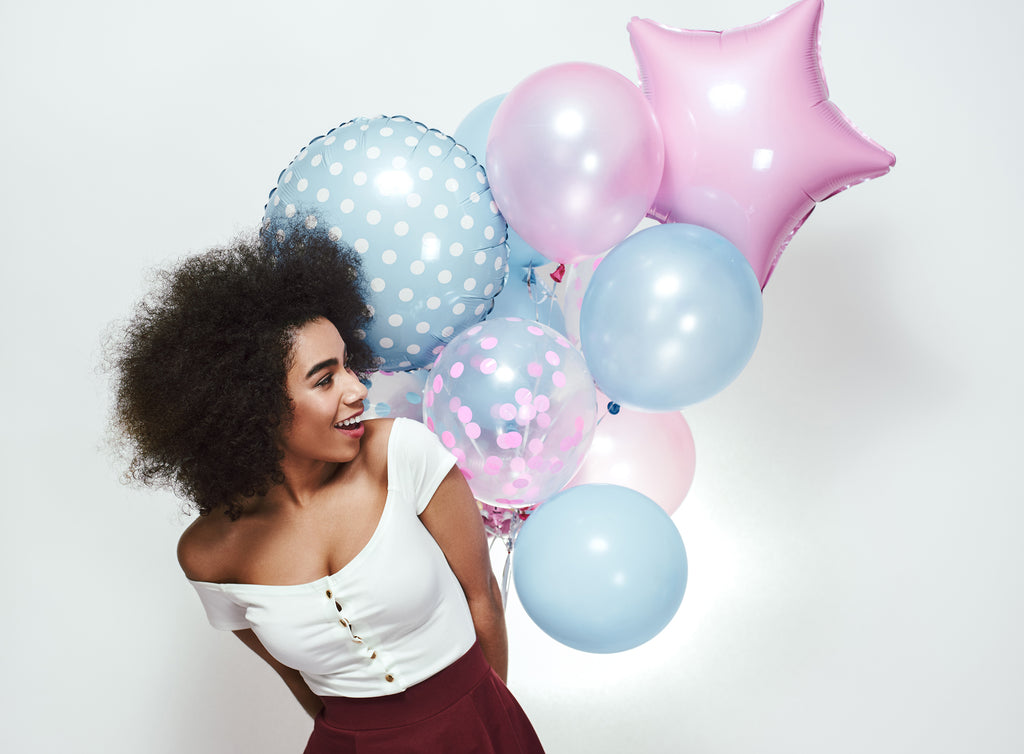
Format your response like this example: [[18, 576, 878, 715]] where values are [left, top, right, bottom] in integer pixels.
[[265, 115, 510, 370]]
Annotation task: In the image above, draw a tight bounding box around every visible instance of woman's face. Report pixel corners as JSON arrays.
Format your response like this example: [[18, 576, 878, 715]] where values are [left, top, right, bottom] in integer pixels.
[[279, 317, 368, 465]]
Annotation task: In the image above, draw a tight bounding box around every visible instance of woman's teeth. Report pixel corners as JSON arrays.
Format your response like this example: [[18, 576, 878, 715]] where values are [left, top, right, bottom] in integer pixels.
[[335, 417, 361, 428]]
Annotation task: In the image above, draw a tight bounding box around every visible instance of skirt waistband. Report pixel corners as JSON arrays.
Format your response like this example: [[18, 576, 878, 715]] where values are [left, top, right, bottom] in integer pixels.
[[318, 641, 492, 731]]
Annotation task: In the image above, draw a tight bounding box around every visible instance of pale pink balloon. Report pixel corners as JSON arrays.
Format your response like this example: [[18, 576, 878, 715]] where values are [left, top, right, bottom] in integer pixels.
[[629, 0, 895, 287], [568, 407, 696, 516], [560, 252, 607, 347], [487, 62, 665, 265]]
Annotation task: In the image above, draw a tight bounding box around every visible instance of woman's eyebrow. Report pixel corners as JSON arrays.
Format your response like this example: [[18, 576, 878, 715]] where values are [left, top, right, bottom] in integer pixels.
[[304, 358, 339, 379]]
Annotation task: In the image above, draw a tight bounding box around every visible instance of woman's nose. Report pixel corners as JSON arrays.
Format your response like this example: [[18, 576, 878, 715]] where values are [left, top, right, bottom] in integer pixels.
[[343, 371, 368, 402]]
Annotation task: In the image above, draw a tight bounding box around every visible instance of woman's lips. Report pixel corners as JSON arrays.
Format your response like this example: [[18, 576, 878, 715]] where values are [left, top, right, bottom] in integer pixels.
[[335, 420, 365, 438]]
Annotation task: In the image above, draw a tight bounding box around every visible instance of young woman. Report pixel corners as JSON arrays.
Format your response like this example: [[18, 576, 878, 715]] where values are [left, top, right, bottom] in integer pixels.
[[109, 225, 544, 753]]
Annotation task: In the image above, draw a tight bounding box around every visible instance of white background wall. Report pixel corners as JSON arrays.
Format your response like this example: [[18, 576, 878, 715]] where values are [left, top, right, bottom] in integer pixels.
[[2, 0, 1021, 751]]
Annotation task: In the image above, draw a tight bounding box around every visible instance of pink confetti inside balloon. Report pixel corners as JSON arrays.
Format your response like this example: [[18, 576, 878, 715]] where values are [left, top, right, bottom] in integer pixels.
[[424, 317, 597, 507], [478, 500, 539, 539]]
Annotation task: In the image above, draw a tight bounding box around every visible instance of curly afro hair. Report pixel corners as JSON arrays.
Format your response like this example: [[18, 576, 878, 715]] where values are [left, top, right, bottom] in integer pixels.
[[109, 222, 378, 519]]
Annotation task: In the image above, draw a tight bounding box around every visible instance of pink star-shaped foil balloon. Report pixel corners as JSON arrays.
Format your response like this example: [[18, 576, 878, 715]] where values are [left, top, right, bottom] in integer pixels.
[[629, 0, 895, 286]]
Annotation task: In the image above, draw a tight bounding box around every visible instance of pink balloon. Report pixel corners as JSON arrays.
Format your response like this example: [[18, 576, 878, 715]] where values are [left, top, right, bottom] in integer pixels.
[[568, 407, 696, 516], [560, 252, 607, 347], [629, 0, 895, 287], [487, 62, 665, 265]]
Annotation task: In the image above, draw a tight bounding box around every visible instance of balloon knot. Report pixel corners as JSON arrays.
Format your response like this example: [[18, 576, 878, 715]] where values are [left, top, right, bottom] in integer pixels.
[[550, 264, 566, 283], [607, 401, 620, 415]]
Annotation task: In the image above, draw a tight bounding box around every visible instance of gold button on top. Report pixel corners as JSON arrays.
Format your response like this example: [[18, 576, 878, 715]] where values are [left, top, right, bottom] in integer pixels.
[[325, 590, 332, 598], [351, 635, 364, 644], [370, 651, 377, 660], [339, 619, 348, 627], [385, 674, 395, 683]]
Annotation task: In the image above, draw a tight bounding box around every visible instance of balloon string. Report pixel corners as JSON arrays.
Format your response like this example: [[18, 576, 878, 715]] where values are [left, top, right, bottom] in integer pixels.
[[498, 511, 527, 610], [526, 264, 561, 325], [500, 545, 512, 610], [524, 266, 542, 324], [546, 267, 560, 322]]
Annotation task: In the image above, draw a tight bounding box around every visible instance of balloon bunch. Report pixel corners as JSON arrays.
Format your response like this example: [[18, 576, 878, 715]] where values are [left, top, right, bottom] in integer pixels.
[[262, 0, 893, 654]]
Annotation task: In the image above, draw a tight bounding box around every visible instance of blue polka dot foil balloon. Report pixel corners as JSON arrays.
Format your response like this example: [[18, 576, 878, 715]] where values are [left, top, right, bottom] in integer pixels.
[[264, 115, 510, 371]]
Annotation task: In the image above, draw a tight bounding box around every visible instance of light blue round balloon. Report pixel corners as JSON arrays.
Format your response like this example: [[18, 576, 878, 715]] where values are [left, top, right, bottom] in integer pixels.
[[265, 115, 509, 371], [579, 223, 763, 410], [506, 228, 549, 271], [513, 484, 687, 653], [453, 93, 505, 164], [454, 95, 550, 271]]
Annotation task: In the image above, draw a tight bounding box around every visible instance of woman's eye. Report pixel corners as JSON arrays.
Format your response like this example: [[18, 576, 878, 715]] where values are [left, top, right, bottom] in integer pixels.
[[316, 374, 333, 388]]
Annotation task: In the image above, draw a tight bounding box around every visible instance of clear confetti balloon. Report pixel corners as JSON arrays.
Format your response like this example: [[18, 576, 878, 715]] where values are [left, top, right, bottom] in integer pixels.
[[423, 317, 597, 508], [264, 115, 509, 371]]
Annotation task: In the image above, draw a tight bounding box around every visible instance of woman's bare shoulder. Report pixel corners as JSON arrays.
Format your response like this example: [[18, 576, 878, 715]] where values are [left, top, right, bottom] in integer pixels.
[[177, 512, 238, 583], [360, 417, 397, 467]]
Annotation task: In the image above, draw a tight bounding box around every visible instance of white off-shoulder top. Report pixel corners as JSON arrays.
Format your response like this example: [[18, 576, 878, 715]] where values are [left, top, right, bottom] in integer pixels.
[[187, 418, 477, 697]]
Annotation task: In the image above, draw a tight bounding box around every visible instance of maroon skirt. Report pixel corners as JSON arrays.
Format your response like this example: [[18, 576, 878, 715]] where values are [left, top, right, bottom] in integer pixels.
[[304, 642, 545, 754]]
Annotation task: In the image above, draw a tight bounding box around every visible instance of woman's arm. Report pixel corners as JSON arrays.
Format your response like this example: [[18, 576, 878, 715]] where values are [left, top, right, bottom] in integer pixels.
[[232, 629, 325, 718], [419, 466, 509, 682]]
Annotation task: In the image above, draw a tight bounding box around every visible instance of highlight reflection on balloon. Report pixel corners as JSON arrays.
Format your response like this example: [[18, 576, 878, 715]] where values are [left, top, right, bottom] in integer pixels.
[[629, 0, 895, 286]]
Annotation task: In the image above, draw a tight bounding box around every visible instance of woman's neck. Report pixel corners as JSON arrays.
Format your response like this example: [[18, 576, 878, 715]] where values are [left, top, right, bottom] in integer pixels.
[[265, 455, 344, 510]]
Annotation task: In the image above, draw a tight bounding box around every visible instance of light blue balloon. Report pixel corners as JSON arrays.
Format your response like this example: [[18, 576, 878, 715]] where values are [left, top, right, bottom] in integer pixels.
[[579, 223, 763, 410], [453, 93, 505, 165], [513, 484, 687, 653], [486, 268, 566, 334], [454, 95, 550, 271], [265, 115, 509, 371], [506, 227, 550, 271]]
